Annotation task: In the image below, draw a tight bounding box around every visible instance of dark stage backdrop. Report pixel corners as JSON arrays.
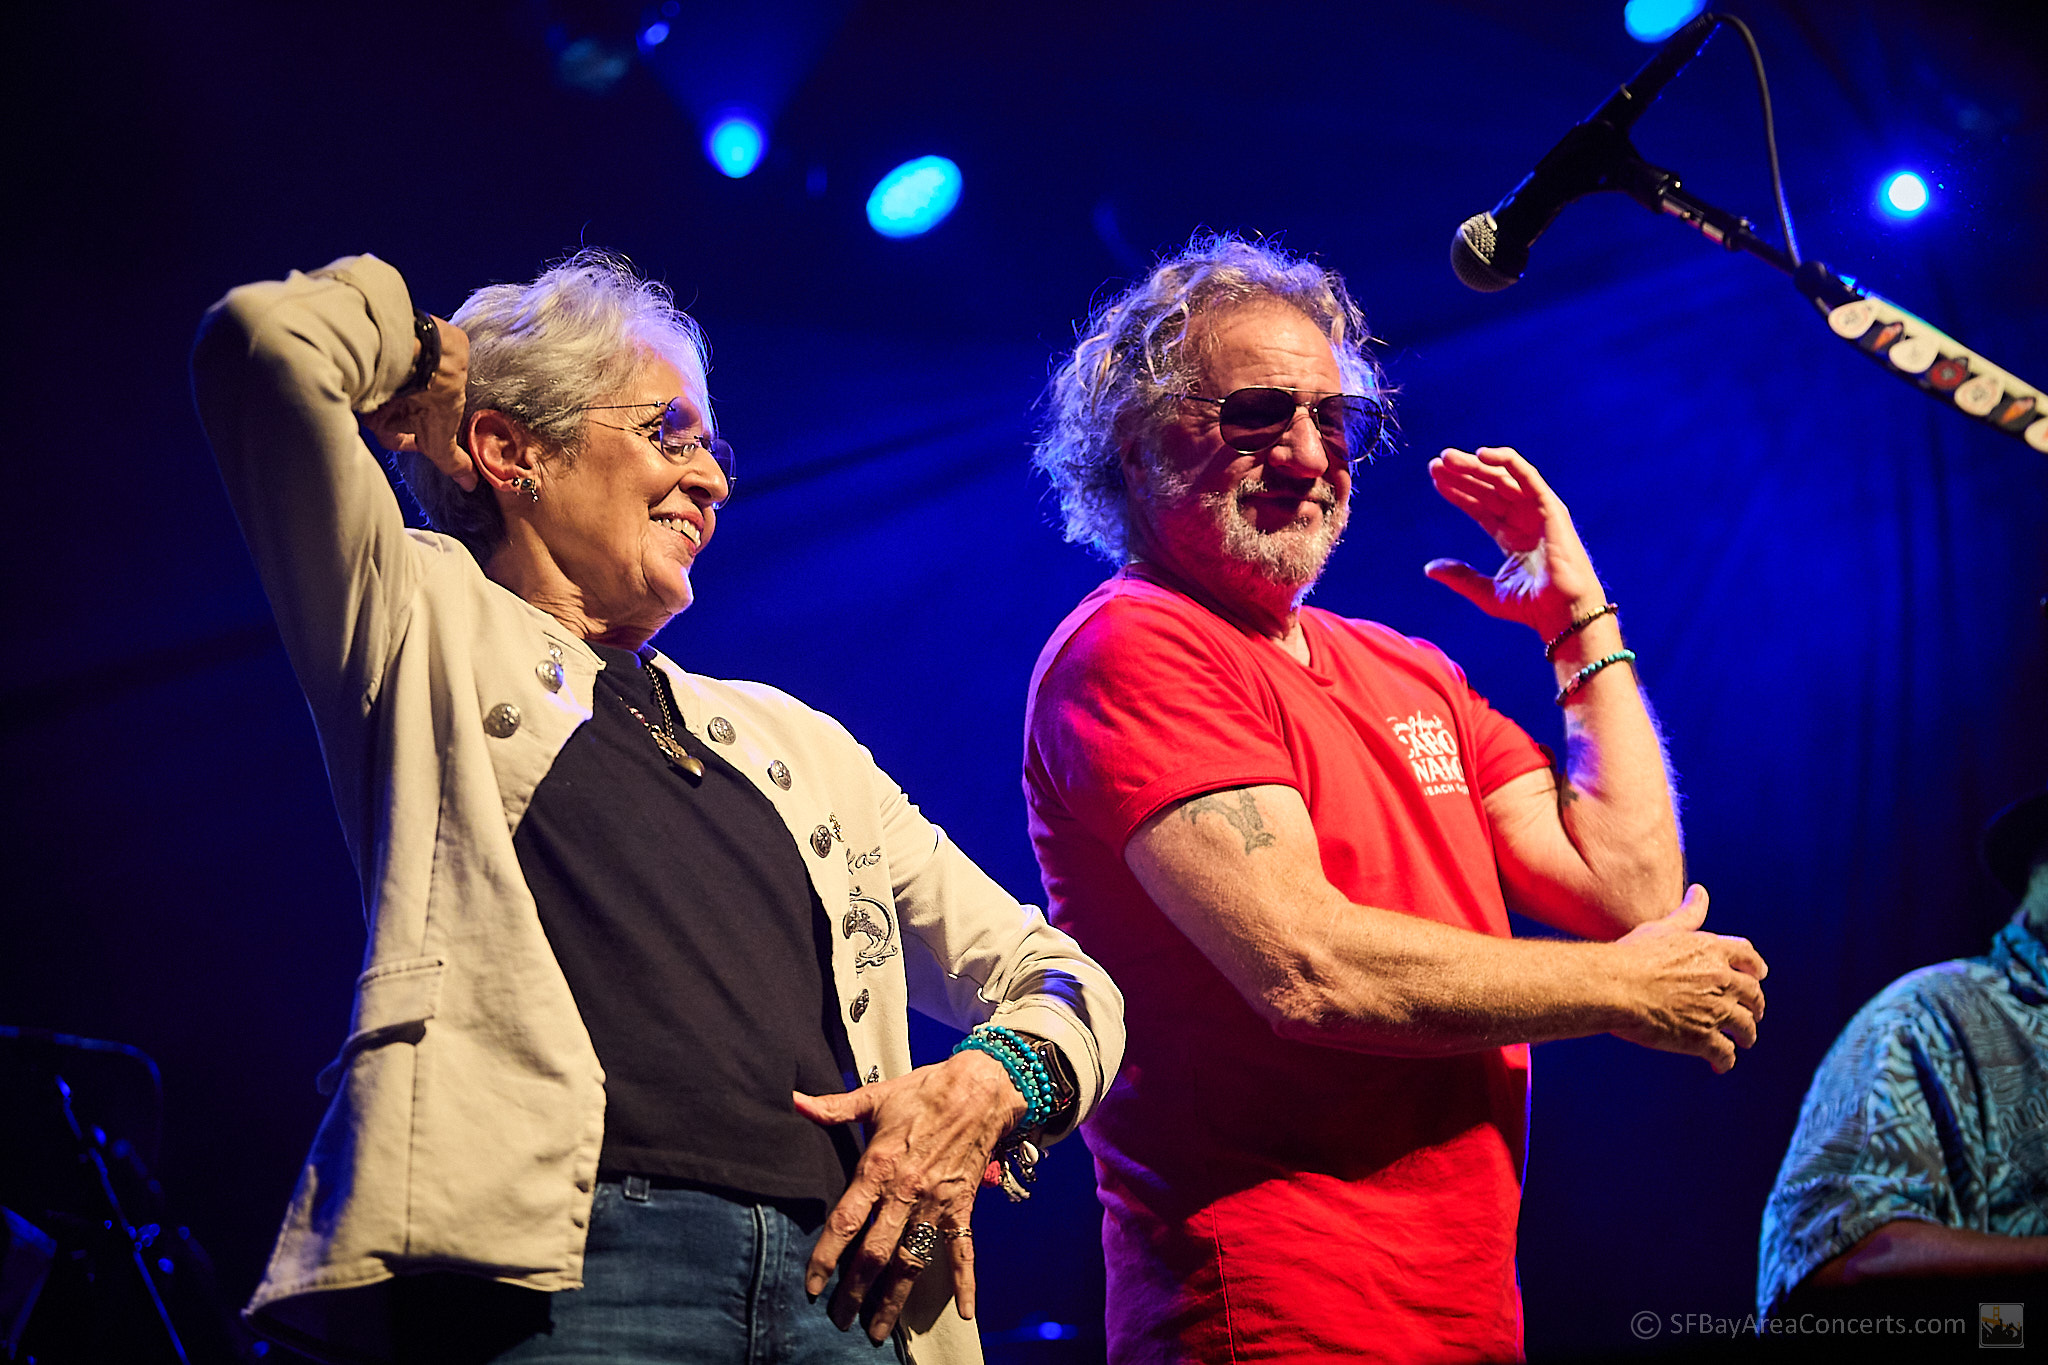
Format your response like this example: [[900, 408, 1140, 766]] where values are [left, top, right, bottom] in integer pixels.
[[5, 1, 2044, 1360]]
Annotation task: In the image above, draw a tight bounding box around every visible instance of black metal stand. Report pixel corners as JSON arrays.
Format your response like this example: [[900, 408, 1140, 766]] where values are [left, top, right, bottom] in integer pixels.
[[2, 1027, 194, 1364], [1608, 156, 2048, 455], [49, 1069, 191, 1364]]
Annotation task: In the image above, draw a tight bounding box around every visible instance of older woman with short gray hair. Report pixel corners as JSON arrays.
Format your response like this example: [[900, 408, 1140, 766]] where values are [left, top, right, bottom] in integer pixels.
[[193, 250, 1123, 1365]]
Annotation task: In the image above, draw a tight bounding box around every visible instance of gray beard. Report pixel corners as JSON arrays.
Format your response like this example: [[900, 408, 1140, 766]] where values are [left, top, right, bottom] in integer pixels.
[[1195, 475, 1349, 596]]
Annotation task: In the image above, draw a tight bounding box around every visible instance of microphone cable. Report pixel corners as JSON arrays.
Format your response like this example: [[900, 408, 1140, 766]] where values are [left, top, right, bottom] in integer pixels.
[[1713, 12, 1803, 268]]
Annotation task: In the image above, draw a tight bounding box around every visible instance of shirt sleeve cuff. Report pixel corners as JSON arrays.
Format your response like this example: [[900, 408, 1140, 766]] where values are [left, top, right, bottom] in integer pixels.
[[986, 999, 1104, 1141], [309, 253, 420, 411]]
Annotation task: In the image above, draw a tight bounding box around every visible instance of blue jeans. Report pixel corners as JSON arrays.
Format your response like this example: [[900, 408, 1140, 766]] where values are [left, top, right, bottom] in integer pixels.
[[486, 1181, 902, 1364]]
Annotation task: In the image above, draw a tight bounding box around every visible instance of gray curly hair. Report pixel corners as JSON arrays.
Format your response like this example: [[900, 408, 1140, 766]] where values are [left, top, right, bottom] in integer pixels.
[[393, 249, 712, 560], [1032, 233, 1390, 564]]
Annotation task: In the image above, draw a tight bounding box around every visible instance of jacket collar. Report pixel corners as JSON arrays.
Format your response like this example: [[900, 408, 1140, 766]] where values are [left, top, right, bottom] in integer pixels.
[[1991, 910, 2048, 1007]]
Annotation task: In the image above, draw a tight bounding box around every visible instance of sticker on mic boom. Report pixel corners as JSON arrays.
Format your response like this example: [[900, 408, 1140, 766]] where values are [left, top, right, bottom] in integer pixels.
[[1827, 300, 1875, 339], [1954, 374, 2003, 417], [1887, 333, 1937, 374], [1928, 356, 1972, 392]]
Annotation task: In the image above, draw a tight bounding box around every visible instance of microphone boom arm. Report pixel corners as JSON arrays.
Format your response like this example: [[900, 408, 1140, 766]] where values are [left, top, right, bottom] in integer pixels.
[[1613, 164, 2048, 454], [1456, 8, 2044, 454]]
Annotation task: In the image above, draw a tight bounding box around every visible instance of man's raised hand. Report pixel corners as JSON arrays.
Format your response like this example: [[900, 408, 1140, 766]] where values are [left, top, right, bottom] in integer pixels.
[[1424, 445, 1606, 639]]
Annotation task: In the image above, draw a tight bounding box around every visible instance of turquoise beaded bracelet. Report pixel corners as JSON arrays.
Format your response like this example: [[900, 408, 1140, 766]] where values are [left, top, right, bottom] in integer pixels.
[[953, 1024, 1056, 1129], [1555, 649, 1637, 706], [954, 1036, 1044, 1126], [982, 1025, 1054, 1102], [970, 1031, 1056, 1129]]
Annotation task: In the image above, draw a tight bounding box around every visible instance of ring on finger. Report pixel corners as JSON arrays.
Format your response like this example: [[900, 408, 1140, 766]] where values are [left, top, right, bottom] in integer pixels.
[[940, 1226, 972, 1242], [896, 1221, 941, 1269]]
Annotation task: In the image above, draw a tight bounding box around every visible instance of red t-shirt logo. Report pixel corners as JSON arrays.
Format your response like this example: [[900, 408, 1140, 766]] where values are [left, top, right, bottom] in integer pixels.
[[1391, 710, 1469, 796]]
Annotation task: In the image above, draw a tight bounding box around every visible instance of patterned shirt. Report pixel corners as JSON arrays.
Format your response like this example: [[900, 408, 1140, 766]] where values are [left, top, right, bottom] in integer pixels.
[[1757, 912, 2048, 1316]]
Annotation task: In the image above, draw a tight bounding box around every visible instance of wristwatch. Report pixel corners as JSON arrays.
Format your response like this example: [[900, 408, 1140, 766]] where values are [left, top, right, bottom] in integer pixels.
[[396, 307, 440, 397], [1013, 1031, 1079, 1133]]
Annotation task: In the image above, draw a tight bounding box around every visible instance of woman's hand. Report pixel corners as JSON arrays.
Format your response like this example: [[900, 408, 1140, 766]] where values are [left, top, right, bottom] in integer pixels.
[[794, 1049, 1026, 1341], [364, 317, 475, 491], [1423, 445, 1607, 638]]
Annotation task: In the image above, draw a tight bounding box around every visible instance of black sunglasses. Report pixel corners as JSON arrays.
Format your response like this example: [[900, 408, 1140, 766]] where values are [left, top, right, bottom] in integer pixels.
[[1179, 387, 1389, 465], [575, 398, 737, 509]]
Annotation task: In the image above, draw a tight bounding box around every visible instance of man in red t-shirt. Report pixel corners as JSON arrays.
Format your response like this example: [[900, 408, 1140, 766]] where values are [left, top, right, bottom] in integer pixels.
[[1024, 234, 1770, 1364]]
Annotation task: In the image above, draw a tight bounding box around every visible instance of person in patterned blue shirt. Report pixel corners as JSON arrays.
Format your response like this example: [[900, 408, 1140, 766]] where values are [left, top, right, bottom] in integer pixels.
[[1758, 790, 2048, 1321]]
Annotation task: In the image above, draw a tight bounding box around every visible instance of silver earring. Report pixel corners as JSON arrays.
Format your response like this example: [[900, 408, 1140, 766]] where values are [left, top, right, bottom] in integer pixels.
[[513, 476, 540, 502]]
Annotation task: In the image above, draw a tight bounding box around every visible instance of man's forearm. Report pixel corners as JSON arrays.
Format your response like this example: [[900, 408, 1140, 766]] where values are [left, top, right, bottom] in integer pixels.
[[1814, 1221, 2048, 1287], [1543, 607, 1685, 924], [1264, 901, 1632, 1054], [1480, 607, 1687, 942], [1266, 887, 1756, 1074], [1129, 786, 1762, 1069], [1419, 450, 1685, 929]]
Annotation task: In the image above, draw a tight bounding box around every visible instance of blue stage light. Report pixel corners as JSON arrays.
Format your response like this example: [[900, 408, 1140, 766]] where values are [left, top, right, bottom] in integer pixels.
[[1624, 0, 1705, 43], [638, 21, 670, 50], [1881, 171, 1929, 217], [866, 156, 962, 238], [554, 38, 631, 95], [707, 115, 765, 179]]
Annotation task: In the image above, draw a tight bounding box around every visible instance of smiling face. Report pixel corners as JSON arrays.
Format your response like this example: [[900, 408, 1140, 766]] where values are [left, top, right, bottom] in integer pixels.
[[1126, 299, 1352, 616], [525, 353, 727, 645]]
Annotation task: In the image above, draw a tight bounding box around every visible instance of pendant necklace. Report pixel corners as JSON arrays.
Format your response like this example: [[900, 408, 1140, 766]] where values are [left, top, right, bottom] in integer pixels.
[[624, 659, 705, 781]]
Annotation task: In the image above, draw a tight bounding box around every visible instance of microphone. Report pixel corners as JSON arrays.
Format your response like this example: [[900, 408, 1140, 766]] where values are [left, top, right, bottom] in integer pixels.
[[1451, 12, 1722, 291]]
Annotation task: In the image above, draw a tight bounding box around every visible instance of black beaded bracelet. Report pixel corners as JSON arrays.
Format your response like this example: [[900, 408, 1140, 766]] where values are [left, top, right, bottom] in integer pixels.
[[1544, 601, 1619, 662], [397, 307, 440, 397], [1554, 649, 1636, 706]]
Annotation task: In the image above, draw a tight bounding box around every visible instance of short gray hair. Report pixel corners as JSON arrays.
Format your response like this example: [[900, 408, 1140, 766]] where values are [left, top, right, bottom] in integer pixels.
[[394, 249, 712, 560], [1032, 233, 1390, 564]]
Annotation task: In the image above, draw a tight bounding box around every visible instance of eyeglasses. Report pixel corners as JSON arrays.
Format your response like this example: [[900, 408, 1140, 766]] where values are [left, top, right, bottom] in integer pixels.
[[1178, 387, 1389, 466], [575, 398, 737, 508]]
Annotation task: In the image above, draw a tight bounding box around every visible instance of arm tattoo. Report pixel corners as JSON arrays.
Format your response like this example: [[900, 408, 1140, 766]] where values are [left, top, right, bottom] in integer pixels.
[[1178, 789, 1277, 856], [1552, 748, 1582, 808]]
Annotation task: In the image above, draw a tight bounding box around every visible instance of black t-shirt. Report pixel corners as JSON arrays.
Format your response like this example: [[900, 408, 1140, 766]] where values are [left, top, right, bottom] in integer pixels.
[[512, 642, 856, 1205]]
